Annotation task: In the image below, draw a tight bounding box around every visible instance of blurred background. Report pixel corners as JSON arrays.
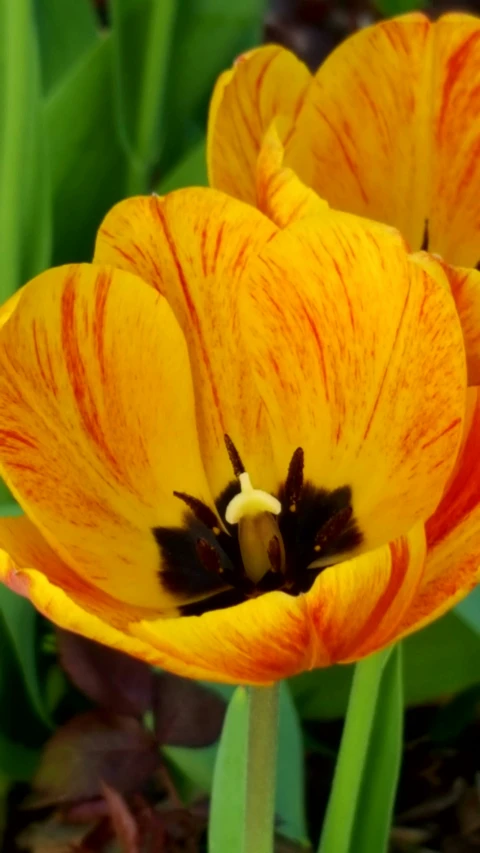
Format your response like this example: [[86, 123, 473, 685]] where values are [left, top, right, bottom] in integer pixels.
[[2, 1, 480, 851]]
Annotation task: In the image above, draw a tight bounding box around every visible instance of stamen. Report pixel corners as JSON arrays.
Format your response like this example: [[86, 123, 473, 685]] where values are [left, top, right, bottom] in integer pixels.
[[174, 491, 221, 536], [224, 434, 245, 477], [195, 538, 224, 575], [284, 447, 304, 512], [313, 506, 353, 553], [420, 219, 429, 251]]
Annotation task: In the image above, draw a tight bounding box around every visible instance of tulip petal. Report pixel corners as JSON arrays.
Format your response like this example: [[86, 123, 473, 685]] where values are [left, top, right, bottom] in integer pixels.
[[430, 15, 480, 266], [293, 13, 480, 264], [132, 590, 318, 684], [207, 45, 311, 205], [290, 14, 433, 252], [305, 524, 426, 662], [0, 264, 217, 609], [0, 517, 432, 684], [434, 261, 480, 385], [0, 515, 313, 683], [241, 216, 466, 554], [131, 526, 424, 681], [0, 515, 160, 661], [255, 123, 411, 247], [94, 189, 278, 498], [0, 288, 23, 329], [255, 123, 329, 228], [398, 388, 480, 637]]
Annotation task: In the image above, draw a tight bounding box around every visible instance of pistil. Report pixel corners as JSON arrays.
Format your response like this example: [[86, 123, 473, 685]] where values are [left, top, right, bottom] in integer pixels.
[[225, 472, 285, 584]]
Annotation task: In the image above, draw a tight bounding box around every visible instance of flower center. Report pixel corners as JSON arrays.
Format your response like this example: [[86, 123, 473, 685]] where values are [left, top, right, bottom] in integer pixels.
[[153, 437, 363, 615]]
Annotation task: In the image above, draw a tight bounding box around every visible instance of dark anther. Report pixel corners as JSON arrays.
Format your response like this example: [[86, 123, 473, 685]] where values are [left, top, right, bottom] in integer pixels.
[[195, 538, 224, 575], [284, 447, 304, 512], [224, 434, 245, 477], [173, 491, 221, 535], [267, 535, 283, 573], [314, 505, 353, 554], [420, 219, 429, 251], [476, 260, 480, 271]]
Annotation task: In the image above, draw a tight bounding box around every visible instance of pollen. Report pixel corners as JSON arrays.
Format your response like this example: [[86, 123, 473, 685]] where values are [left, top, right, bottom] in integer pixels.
[[225, 472, 282, 525]]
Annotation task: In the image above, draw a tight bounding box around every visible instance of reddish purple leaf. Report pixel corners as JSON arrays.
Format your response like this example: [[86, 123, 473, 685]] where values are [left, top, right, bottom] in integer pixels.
[[102, 783, 140, 853], [31, 711, 160, 806], [153, 673, 226, 747], [58, 630, 154, 717]]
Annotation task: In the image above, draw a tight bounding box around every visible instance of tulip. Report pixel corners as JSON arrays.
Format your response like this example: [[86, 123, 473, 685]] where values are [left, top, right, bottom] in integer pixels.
[[208, 13, 480, 383], [0, 186, 474, 685]]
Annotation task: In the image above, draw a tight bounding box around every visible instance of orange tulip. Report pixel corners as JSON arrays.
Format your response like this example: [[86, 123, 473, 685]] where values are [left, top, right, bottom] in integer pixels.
[[0, 186, 475, 684], [208, 13, 480, 384]]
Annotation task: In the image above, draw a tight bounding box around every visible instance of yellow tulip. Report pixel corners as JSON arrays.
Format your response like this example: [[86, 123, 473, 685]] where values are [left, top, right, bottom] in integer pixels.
[[208, 13, 480, 383], [0, 186, 474, 683]]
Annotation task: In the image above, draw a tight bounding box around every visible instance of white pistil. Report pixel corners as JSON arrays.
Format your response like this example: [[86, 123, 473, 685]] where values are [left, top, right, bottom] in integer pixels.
[[225, 472, 284, 584], [225, 472, 281, 524]]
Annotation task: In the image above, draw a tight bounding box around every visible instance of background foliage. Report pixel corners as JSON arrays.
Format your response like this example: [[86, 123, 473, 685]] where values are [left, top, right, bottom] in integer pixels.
[[1, 0, 480, 851]]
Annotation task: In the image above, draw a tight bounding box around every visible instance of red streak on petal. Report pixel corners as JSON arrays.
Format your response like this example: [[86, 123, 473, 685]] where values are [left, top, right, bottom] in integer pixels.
[[437, 30, 480, 141]]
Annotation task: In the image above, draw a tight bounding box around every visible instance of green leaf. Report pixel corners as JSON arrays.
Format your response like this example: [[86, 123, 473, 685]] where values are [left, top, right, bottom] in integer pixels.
[[0, 586, 52, 728], [290, 611, 480, 719], [33, 0, 99, 95], [209, 685, 279, 853], [111, 0, 178, 193], [167, 682, 306, 844], [0, 733, 39, 782], [276, 684, 308, 844], [318, 646, 403, 853], [156, 137, 208, 194], [163, 743, 218, 801], [0, 0, 52, 299], [373, 0, 426, 14], [208, 687, 251, 852], [45, 35, 127, 264], [0, 613, 47, 780], [348, 646, 403, 852], [455, 587, 480, 633], [0, 500, 22, 518], [430, 684, 480, 743]]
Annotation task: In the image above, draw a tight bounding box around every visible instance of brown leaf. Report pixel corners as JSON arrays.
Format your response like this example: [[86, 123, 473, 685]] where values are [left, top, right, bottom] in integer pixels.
[[58, 630, 154, 717], [153, 673, 225, 747], [17, 813, 96, 853], [102, 783, 139, 853], [30, 711, 160, 807]]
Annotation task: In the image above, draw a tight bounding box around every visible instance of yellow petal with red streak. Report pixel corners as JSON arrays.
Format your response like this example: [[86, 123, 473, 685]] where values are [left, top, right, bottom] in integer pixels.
[[255, 122, 328, 227], [0, 515, 160, 660], [429, 14, 480, 266], [0, 264, 216, 609], [94, 189, 278, 498], [305, 524, 426, 663], [397, 388, 480, 638], [207, 45, 311, 205], [241, 216, 466, 552], [132, 526, 425, 681], [290, 14, 433, 251]]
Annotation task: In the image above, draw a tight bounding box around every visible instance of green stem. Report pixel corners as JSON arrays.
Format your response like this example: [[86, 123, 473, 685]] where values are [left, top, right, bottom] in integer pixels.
[[0, 0, 31, 299], [244, 684, 280, 853], [209, 683, 279, 853], [318, 648, 391, 853], [126, 0, 177, 195]]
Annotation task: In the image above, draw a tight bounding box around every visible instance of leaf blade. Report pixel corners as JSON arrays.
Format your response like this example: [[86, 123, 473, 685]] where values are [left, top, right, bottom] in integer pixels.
[[318, 646, 403, 853]]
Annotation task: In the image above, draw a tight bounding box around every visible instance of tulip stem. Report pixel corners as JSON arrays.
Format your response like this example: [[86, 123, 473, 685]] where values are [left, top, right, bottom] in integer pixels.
[[209, 683, 279, 853], [244, 683, 280, 853]]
